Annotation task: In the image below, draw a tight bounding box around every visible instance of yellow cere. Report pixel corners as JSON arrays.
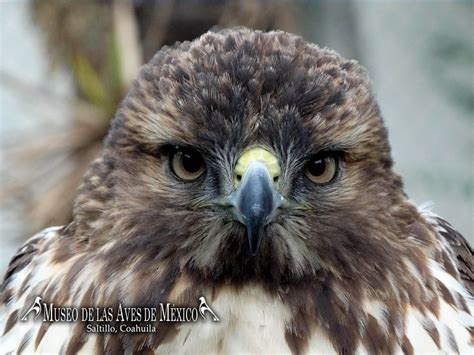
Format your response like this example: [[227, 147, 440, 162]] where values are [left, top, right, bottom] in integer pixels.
[[234, 146, 281, 184]]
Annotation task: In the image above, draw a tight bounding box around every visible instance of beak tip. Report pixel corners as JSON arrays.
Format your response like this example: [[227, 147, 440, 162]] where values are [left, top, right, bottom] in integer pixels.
[[249, 242, 260, 256], [247, 224, 264, 256]]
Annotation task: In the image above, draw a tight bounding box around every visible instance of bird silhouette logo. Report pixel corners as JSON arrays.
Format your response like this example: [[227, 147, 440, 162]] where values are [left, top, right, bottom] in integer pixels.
[[198, 296, 219, 322], [21, 296, 42, 321]]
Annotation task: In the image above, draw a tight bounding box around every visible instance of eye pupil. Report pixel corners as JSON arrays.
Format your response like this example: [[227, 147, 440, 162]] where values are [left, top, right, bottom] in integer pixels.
[[182, 151, 202, 173], [308, 159, 326, 176]]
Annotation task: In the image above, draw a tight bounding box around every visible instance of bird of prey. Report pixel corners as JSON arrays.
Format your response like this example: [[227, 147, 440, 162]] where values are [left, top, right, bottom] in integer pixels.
[[1, 28, 473, 354]]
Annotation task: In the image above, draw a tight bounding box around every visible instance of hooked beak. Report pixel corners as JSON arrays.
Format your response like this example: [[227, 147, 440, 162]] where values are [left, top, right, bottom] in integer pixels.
[[228, 161, 284, 255]]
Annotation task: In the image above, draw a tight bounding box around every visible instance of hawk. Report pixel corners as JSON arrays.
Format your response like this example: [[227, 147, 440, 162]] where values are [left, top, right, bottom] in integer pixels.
[[1, 28, 473, 354]]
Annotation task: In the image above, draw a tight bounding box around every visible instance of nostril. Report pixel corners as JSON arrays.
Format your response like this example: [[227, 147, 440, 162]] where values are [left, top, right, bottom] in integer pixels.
[[236, 174, 242, 182], [273, 176, 279, 183]]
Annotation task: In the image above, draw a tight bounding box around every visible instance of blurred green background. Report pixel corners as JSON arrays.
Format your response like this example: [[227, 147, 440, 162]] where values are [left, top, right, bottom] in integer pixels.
[[0, 1, 472, 273]]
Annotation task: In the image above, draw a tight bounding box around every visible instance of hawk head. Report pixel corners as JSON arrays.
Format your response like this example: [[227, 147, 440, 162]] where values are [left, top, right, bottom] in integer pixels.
[[4, 28, 471, 355], [71, 28, 418, 290]]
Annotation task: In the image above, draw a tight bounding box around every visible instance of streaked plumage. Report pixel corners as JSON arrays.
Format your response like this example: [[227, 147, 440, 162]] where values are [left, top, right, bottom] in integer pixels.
[[1, 28, 473, 354]]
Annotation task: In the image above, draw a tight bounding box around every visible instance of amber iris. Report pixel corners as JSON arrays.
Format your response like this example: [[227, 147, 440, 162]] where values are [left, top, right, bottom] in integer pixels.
[[171, 148, 205, 181], [305, 154, 337, 184]]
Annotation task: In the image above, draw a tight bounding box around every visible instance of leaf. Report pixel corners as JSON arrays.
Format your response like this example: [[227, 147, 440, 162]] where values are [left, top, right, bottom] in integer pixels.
[[72, 53, 109, 108]]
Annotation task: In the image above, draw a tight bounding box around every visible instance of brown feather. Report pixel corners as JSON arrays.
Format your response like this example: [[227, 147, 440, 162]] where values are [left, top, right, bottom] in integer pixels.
[[436, 217, 474, 294]]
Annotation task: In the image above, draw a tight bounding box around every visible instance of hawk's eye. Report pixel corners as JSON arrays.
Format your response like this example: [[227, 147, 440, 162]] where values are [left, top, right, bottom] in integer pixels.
[[170, 148, 205, 181], [304, 154, 338, 184]]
